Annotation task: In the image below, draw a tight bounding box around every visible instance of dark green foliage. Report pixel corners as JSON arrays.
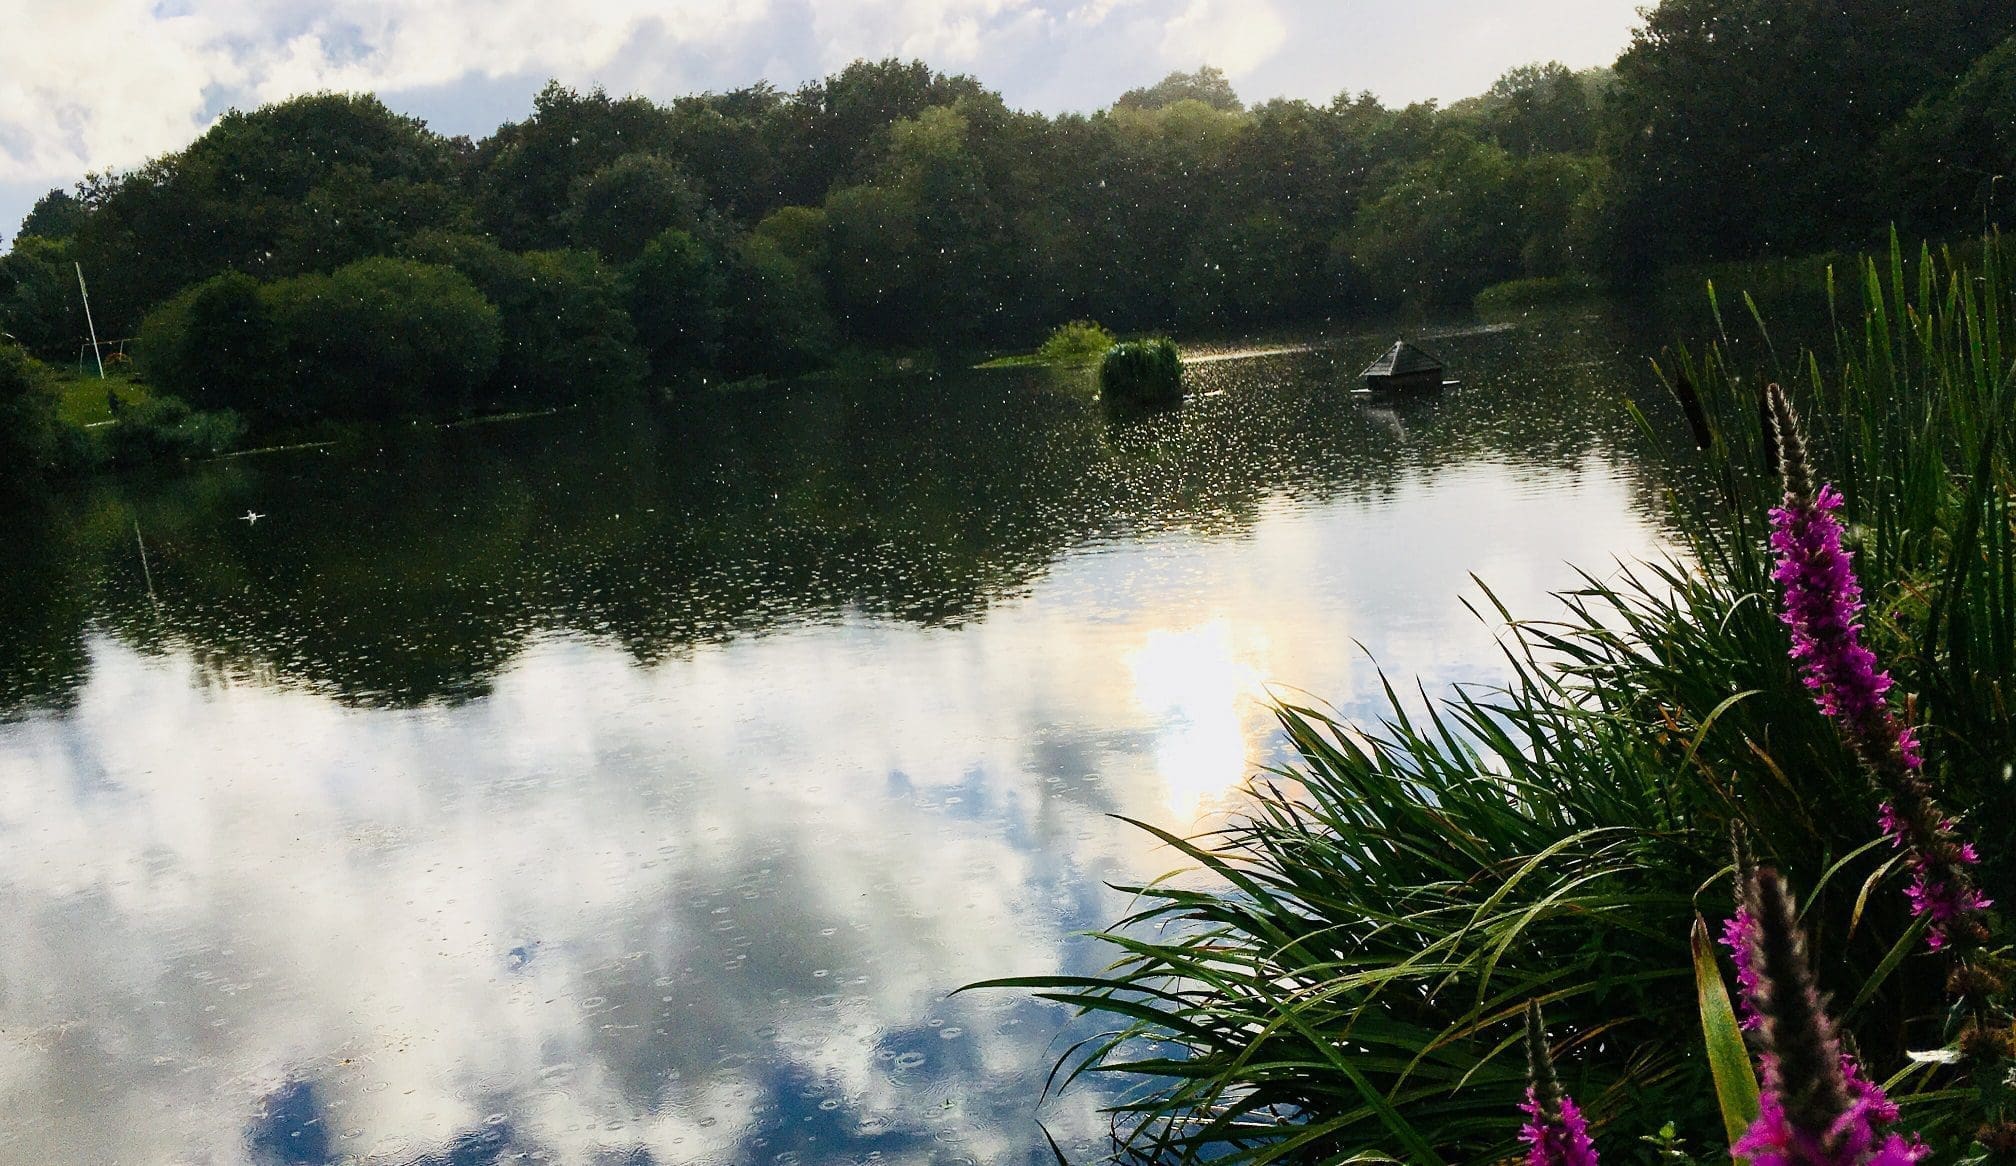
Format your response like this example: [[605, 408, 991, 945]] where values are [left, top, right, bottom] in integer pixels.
[[0, 236, 86, 358], [135, 271, 282, 415], [1881, 36, 2016, 238], [1098, 338, 1182, 406], [626, 228, 727, 379], [16, 189, 88, 241], [1450, 62, 1600, 156], [1347, 141, 1530, 306], [1598, 0, 2016, 273], [717, 237, 836, 378], [99, 393, 245, 466], [0, 341, 59, 484], [473, 82, 682, 251], [1115, 67, 1244, 113], [562, 153, 706, 263], [401, 233, 644, 406], [68, 92, 470, 332], [262, 258, 500, 420]]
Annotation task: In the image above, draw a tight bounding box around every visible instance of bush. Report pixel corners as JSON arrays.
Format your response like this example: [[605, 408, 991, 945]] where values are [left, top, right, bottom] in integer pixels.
[[1474, 274, 1603, 314], [0, 341, 58, 483], [135, 271, 283, 415], [1098, 337, 1183, 405], [626, 228, 726, 379], [263, 257, 501, 420], [1034, 320, 1114, 366], [717, 236, 837, 379], [402, 233, 644, 407], [100, 394, 244, 466]]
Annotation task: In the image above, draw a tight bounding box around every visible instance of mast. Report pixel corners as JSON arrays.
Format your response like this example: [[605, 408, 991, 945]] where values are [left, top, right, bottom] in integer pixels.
[[75, 262, 105, 379]]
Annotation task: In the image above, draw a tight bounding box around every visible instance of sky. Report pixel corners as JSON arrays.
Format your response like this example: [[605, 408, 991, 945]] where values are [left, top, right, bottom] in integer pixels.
[[0, 0, 1648, 247]]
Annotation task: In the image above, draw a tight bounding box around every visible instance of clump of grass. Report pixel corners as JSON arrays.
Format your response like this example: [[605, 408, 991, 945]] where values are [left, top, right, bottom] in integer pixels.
[[979, 232, 2016, 1162], [1474, 274, 1604, 314], [1037, 320, 1117, 366], [1099, 337, 1183, 406]]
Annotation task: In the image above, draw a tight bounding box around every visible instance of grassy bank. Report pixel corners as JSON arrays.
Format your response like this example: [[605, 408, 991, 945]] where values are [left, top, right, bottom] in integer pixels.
[[986, 237, 2016, 1162]]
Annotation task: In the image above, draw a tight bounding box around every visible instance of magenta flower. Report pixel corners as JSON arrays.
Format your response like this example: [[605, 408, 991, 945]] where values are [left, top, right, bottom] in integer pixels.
[[1720, 906, 1763, 1031], [1519, 1001, 1600, 1166], [1767, 479, 1912, 769], [1518, 1087, 1600, 1166], [1765, 384, 1989, 952], [1732, 866, 1927, 1166]]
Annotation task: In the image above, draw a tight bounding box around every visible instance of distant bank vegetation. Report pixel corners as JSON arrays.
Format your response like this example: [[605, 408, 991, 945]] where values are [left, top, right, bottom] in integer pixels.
[[3, 1, 2016, 472]]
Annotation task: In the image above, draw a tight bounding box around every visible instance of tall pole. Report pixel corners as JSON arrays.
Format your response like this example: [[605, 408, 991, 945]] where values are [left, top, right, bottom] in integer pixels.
[[75, 262, 104, 380]]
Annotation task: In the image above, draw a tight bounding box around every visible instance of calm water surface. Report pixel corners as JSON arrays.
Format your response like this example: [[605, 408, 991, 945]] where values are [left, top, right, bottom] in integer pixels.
[[0, 315, 1683, 1165]]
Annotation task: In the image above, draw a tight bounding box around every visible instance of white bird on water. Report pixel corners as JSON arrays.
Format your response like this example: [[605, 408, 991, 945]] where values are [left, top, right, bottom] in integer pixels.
[[241, 510, 264, 525]]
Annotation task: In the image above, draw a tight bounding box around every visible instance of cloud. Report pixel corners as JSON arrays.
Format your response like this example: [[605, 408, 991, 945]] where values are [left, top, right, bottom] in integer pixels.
[[1160, 0, 1289, 76]]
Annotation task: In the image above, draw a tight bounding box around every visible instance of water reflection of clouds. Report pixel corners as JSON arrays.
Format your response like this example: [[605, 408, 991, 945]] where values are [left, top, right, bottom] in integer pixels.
[[0, 453, 1669, 1164]]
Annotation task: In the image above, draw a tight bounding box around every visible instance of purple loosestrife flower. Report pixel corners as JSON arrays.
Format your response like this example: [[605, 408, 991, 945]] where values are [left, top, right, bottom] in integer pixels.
[[1721, 906, 1764, 1031], [1732, 867, 1926, 1166], [1520, 1001, 1601, 1166], [1765, 384, 1989, 952]]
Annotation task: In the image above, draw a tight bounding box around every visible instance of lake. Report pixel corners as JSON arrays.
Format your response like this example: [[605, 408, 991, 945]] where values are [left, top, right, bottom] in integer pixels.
[[0, 313, 1684, 1165]]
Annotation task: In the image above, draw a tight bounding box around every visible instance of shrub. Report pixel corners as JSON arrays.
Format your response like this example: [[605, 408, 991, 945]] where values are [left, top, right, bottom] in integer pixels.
[[135, 271, 283, 415], [263, 257, 501, 420], [1034, 319, 1114, 366], [626, 228, 726, 379], [717, 235, 837, 379], [0, 340, 58, 483], [403, 233, 645, 407], [1098, 337, 1183, 405], [100, 394, 244, 466], [1474, 274, 1603, 314]]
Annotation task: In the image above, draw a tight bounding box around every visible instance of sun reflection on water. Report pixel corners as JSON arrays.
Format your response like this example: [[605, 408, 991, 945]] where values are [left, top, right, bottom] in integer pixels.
[[1126, 621, 1269, 821]]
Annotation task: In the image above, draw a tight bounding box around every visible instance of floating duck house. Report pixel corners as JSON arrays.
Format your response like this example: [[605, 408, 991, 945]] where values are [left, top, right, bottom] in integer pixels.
[[1360, 340, 1452, 392]]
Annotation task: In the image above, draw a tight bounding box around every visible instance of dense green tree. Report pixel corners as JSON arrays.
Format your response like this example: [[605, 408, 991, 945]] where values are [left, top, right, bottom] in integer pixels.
[[135, 271, 283, 415], [1598, 0, 2016, 272], [0, 341, 59, 485], [626, 228, 728, 379], [719, 236, 837, 377], [1116, 67, 1244, 113], [474, 83, 679, 250], [263, 258, 500, 419], [16, 189, 88, 241], [1880, 37, 2016, 238], [0, 236, 87, 358], [562, 153, 707, 262], [1347, 140, 1526, 306], [1447, 63, 1599, 157]]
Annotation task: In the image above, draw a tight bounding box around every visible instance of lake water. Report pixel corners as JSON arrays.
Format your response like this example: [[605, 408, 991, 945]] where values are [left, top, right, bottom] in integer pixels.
[[0, 314, 1684, 1165]]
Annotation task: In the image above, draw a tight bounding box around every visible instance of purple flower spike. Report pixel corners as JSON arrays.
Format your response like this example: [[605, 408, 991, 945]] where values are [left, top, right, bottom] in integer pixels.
[[1733, 868, 1928, 1166], [1765, 384, 1989, 953], [1720, 907, 1763, 1031], [1520, 1001, 1600, 1166], [1519, 1087, 1600, 1166]]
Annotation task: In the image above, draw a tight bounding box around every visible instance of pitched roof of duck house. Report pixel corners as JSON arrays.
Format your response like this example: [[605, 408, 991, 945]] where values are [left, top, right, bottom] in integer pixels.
[[1360, 340, 1444, 380]]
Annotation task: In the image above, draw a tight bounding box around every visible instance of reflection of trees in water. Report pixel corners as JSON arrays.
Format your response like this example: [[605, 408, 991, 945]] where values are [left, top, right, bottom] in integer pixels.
[[0, 314, 1678, 713]]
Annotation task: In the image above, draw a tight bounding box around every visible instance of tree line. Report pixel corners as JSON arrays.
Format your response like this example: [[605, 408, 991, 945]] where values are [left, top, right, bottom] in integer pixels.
[[2, 0, 2015, 458]]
